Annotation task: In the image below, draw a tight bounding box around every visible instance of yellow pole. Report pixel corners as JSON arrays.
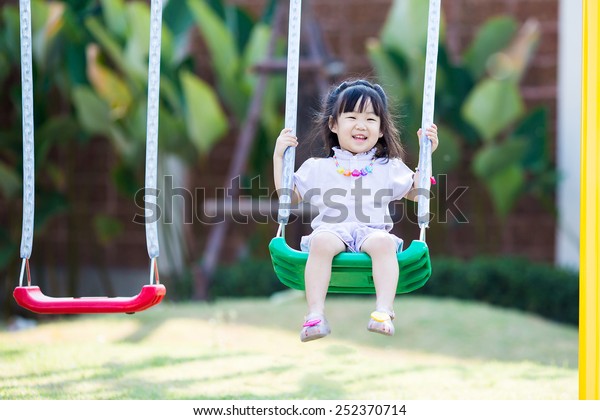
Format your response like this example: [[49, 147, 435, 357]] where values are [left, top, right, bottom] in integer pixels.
[[580, 0, 600, 400]]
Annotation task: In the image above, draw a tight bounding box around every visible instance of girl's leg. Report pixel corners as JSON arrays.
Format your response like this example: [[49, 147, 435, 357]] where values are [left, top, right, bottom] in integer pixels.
[[361, 232, 399, 335], [361, 232, 399, 322], [304, 232, 346, 315]]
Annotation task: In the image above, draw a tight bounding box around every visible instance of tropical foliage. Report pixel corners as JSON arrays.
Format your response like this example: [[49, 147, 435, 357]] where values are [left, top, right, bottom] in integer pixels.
[[367, 0, 556, 220], [0, 0, 283, 308]]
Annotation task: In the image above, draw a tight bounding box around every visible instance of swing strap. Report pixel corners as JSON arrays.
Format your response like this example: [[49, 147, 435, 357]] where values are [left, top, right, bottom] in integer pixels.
[[145, 0, 163, 259], [19, 0, 34, 260], [277, 0, 303, 227], [417, 0, 441, 238], [17, 0, 163, 279], [276, 0, 442, 240]]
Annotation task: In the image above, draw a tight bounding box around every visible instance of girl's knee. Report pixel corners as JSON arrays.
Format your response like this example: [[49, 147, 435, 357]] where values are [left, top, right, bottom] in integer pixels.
[[362, 233, 397, 255], [309, 232, 345, 255]]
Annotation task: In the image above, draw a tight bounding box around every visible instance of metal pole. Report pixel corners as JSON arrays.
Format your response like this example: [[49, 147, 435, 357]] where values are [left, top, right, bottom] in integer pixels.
[[580, 0, 600, 400]]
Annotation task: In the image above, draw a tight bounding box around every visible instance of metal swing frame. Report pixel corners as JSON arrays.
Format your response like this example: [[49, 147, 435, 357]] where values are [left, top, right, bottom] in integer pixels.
[[13, 0, 166, 314], [269, 0, 441, 294]]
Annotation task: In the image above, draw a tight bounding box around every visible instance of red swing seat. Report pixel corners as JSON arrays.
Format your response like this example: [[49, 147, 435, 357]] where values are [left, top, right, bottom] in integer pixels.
[[13, 0, 166, 316], [13, 284, 166, 315]]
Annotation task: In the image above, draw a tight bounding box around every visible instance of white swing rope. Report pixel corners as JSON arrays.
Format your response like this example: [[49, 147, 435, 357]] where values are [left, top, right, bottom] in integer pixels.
[[18, 0, 34, 286], [145, 0, 163, 284], [277, 0, 303, 238], [276, 0, 441, 243], [18, 0, 163, 287], [417, 0, 441, 242]]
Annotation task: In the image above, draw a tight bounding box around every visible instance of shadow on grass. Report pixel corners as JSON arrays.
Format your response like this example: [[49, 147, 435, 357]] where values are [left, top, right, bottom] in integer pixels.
[[141, 297, 578, 370], [1, 351, 251, 383], [3, 352, 327, 399]]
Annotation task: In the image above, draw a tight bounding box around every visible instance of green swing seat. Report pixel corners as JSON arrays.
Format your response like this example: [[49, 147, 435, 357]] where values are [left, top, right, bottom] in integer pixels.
[[269, 237, 431, 294], [269, 0, 440, 295]]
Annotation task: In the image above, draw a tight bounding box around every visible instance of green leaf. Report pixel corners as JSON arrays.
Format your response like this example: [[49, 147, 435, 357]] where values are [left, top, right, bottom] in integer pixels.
[[259, 0, 278, 24], [36, 116, 79, 165], [432, 125, 461, 176], [87, 46, 133, 118], [30, 0, 50, 32], [45, 162, 66, 190], [34, 191, 68, 232], [65, 42, 87, 86], [101, 0, 128, 40], [180, 70, 228, 156], [472, 138, 529, 179], [159, 76, 183, 115], [72, 86, 112, 135], [93, 214, 124, 245], [30, 0, 51, 66], [381, 0, 431, 60], [188, 0, 239, 77], [111, 162, 141, 196], [513, 107, 549, 167], [123, 1, 176, 75], [122, 100, 148, 146], [158, 106, 192, 159], [260, 76, 286, 144], [164, 0, 195, 41], [1, 6, 21, 61], [188, 0, 241, 115], [0, 161, 21, 199], [366, 39, 408, 108], [463, 16, 517, 79], [124, 2, 151, 77], [241, 23, 271, 91], [226, 5, 255, 53], [461, 79, 525, 142], [486, 164, 524, 219], [85, 16, 144, 82], [108, 125, 137, 163]]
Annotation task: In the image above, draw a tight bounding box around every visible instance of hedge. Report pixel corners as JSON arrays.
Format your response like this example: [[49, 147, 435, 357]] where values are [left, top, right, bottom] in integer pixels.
[[211, 256, 578, 326]]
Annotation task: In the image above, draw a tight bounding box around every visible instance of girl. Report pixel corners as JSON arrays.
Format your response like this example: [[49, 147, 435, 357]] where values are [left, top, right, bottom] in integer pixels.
[[273, 79, 438, 342]]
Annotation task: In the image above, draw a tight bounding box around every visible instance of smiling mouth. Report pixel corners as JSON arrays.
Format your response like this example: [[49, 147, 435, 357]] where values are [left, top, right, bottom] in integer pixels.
[[353, 135, 367, 141]]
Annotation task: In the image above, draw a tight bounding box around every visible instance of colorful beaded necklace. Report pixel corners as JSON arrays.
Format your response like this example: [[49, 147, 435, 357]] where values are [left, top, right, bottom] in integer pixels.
[[334, 155, 375, 177]]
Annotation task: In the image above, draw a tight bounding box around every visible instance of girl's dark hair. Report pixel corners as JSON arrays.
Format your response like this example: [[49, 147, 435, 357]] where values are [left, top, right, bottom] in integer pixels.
[[314, 79, 404, 159]]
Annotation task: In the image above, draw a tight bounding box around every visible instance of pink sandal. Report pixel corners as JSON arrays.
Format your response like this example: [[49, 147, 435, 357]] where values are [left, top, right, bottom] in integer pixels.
[[367, 310, 395, 336], [300, 313, 331, 342]]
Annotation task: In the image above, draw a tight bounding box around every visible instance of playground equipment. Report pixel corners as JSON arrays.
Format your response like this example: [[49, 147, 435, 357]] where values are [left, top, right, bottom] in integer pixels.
[[13, 0, 166, 314], [580, 0, 599, 400], [269, 0, 441, 293]]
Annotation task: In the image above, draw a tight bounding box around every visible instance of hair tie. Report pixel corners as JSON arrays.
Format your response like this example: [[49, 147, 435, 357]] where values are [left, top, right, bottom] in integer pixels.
[[334, 81, 348, 94], [372, 83, 388, 110]]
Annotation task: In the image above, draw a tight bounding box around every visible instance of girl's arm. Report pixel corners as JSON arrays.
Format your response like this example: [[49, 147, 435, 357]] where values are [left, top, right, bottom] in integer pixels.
[[273, 128, 302, 205], [406, 124, 438, 202]]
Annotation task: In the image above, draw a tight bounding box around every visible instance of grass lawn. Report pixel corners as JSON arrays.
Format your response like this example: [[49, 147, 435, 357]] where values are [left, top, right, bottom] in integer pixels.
[[0, 294, 577, 399]]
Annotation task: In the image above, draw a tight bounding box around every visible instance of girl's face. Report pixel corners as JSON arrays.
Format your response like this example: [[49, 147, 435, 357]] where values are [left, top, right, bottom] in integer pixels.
[[330, 99, 383, 155]]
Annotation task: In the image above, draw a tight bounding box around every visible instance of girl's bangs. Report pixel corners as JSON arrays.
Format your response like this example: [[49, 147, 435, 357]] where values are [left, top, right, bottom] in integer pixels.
[[337, 86, 385, 116]]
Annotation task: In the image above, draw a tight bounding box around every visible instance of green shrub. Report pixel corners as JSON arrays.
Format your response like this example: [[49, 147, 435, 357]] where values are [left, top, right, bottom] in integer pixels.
[[211, 258, 286, 297], [417, 256, 578, 325], [212, 256, 579, 326]]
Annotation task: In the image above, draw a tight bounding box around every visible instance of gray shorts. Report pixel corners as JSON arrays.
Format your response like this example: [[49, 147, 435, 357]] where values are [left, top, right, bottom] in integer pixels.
[[300, 223, 404, 253]]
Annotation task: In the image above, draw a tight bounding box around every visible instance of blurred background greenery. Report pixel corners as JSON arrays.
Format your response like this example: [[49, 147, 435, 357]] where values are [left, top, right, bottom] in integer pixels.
[[0, 0, 576, 326]]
